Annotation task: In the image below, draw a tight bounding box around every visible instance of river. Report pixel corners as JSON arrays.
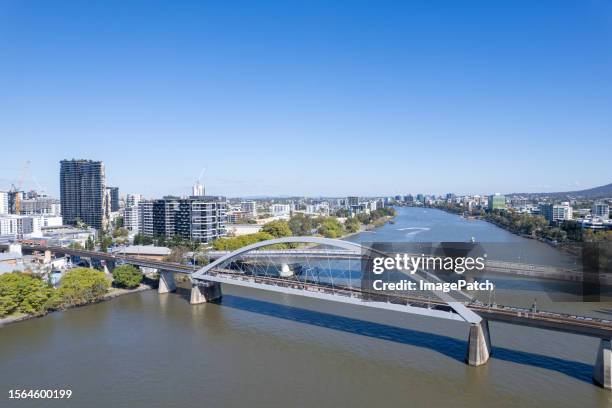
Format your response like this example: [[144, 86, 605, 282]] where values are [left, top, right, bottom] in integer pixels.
[[1, 207, 611, 407]]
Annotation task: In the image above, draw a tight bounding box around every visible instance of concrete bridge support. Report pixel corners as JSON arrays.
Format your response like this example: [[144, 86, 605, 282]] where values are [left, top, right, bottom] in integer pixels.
[[190, 282, 222, 304], [594, 339, 612, 389], [466, 320, 491, 366], [158, 271, 177, 294]]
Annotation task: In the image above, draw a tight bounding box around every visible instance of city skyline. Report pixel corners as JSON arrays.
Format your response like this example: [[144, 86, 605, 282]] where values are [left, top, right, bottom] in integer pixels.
[[1, 158, 611, 199], [2, 1, 612, 197]]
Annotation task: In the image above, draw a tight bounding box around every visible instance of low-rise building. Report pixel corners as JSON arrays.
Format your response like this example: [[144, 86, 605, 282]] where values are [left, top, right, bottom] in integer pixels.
[[112, 245, 171, 261], [488, 194, 507, 211]]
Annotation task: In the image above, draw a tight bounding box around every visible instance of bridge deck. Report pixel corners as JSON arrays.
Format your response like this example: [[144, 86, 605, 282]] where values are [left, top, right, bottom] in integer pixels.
[[194, 269, 612, 338]]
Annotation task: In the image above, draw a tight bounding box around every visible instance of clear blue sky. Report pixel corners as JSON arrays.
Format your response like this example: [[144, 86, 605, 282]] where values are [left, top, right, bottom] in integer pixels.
[[1, 0, 611, 198]]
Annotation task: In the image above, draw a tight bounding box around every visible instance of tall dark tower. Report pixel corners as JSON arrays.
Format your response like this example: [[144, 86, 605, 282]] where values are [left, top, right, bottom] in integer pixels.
[[60, 159, 107, 230]]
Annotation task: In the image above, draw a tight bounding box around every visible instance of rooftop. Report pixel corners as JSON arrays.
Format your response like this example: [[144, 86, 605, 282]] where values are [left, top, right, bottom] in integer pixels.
[[112, 245, 171, 256]]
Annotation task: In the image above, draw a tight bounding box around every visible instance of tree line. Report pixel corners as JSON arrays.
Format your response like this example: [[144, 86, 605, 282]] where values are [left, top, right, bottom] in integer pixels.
[[0, 265, 144, 318], [212, 207, 397, 251]]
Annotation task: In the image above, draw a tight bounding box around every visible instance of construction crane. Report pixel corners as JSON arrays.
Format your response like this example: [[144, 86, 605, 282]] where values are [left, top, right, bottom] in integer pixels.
[[9, 160, 30, 214]]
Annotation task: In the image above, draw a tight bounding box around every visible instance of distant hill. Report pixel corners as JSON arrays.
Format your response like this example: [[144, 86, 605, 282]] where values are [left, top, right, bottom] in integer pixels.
[[510, 182, 612, 199]]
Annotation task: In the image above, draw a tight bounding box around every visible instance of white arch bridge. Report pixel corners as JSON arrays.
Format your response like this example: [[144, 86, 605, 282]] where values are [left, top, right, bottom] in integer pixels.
[[13, 238, 612, 388], [187, 237, 612, 386]]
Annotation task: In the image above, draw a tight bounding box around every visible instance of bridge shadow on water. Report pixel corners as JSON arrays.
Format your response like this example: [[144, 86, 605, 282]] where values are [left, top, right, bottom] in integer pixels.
[[216, 294, 594, 384]]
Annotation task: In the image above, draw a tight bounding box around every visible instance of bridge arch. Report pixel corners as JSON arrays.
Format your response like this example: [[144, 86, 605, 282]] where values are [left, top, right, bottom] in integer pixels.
[[191, 236, 364, 279], [191, 236, 482, 325]]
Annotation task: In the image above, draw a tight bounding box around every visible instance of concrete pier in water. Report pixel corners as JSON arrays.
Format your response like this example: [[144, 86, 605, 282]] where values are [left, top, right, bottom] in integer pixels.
[[466, 320, 491, 366], [158, 271, 177, 294], [594, 339, 612, 389], [190, 282, 222, 304]]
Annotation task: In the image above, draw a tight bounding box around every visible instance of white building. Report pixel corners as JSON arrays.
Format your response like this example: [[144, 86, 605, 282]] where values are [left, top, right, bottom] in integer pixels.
[[240, 201, 257, 218], [592, 202, 610, 220], [0, 191, 9, 214], [125, 194, 143, 232], [126, 194, 142, 208], [539, 202, 572, 223], [192, 182, 204, 197], [305, 202, 330, 216], [0, 214, 38, 239], [271, 204, 291, 217], [225, 224, 262, 236]]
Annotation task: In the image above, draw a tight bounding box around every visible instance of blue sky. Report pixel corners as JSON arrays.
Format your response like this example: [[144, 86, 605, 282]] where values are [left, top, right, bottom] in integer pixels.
[[1, 0, 611, 198]]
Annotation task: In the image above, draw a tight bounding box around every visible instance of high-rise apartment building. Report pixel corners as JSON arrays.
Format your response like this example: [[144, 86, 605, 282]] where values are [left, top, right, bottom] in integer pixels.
[[138, 200, 154, 236], [124, 194, 142, 232], [139, 196, 226, 243], [107, 187, 120, 212], [60, 159, 107, 230]]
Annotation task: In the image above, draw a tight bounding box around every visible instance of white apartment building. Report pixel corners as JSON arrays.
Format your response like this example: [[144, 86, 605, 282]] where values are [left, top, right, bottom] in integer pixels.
[[539, 202, 572, 223], [240, 201, 257, 218], [0, 192, 8, 215], [125, 194, 143, 232], [271, 204, 291, 217], [126, 194, 143, 208], [0, 214, 39, 239], [592, 202, 610, 220]]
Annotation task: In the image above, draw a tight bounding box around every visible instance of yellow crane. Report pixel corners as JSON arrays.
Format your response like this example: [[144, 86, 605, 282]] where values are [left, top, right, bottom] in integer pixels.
[[10, 160, 30, 214]]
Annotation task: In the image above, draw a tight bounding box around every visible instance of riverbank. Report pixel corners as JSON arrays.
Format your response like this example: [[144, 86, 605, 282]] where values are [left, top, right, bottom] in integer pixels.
[[425, 205, 567, 246], [0, 283, 154, 328]]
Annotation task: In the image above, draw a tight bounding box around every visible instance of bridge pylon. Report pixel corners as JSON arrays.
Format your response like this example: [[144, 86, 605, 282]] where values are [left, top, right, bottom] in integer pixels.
[[466, 320, 491, 366], [594, 339, 612, 389], [158, 271, 177, 294], [190, 282, 222, 304]]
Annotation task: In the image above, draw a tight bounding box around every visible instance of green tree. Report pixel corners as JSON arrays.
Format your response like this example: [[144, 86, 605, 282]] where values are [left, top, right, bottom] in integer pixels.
[[212, 232, 274, 251], [0, 272, 54, 316], [134, 234, 154, 245], [113, 227, 129, 238], [85, 236, 95, 250], [288, 214, 314, 236], [112, 264, 143, 289], [261, 220, 292, 238], [168, 235, 188, 248], [356, 212, 371, 224], [318, 218, 345, 238], [98, 233, 113, 252], [0, 295, 17, 317], [55, 268, 110, 309], [75, 217, 88, 229], [344, 217, 360, 233]]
